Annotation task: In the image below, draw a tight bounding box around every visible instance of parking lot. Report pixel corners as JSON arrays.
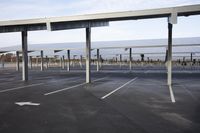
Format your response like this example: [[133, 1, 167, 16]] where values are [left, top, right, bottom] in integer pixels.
[[0, 67, 199, 133]]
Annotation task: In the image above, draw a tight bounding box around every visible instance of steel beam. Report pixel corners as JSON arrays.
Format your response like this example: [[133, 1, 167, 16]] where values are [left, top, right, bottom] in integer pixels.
[[86, 27, 91, 83], [51, 21, 109, 31], [120, 54, 122, 69], [21, 30, 28, 81], [40, 50, 44, 71], [46, 56, 49, 69], [67, 50, 71, 71], [16, 51, 20, 71], [129, 48, 132, 70], [62, 55, 65, 69], [97, 49, 100, 72], [29, 56, 32, 69], [100, 55, 102, 68], [0, 21, 108, 33]]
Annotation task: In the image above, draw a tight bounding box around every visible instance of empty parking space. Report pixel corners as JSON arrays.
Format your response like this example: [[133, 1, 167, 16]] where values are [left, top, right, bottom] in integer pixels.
[[0, 69, 200, 133]]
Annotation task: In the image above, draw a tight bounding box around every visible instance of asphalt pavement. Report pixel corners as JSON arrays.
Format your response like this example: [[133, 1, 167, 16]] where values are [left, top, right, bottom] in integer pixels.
[[0, 67, 199, 133]]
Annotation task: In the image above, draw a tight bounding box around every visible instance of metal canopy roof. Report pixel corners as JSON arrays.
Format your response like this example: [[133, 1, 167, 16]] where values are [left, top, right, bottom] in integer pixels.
[[0, 4, 200, 33], [92, 44, 200, 49], [1, 43, 200, 53], [1, 37, 200, 52]]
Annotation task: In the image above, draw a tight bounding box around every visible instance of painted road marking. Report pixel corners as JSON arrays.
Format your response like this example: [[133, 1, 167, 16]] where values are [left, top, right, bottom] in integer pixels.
[[169, 85, 176, 103], [101, 77, 138, 99], [0, 77, 82, 93], [44, 77, 107, 96], [15, 102, 40, 106], [0, 83, 44, 93]]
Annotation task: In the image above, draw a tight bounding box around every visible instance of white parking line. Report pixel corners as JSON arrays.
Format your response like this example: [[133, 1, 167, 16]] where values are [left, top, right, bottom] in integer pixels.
[[0, 83, 44, 93], [169, 85, 176, 103], [44, 82, 86, 96], [44, 77, 107, 96], [101, 77, 138, 99]]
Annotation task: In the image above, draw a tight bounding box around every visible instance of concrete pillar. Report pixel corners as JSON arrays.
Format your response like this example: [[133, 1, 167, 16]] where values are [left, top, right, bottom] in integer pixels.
[[21, 30, 28, 81], [120, 54, 122, 69], [40, 50, 44, 71], [86, 27, 91, 83], [16, 51, 20, 71], [129, 48, 132, 70], [62, 55, 65, 69], [29, 56, 32, 69], [167, 23, 173, 85], [67, 50, 70, 71], [97, 49, 100, 72]]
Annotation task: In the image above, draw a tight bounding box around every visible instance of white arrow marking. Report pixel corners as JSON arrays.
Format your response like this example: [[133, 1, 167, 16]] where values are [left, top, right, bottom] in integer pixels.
[[15, 102, 40, 106]]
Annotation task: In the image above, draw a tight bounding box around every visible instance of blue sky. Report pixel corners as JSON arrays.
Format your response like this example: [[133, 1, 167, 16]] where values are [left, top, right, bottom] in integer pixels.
[[0, 0, 200, 48]]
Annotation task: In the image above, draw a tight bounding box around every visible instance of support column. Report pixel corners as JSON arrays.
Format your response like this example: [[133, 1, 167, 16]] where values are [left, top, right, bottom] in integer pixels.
[[29, 56, 32, 70], [60, 57, 62, 69], [46, 56, 49, 69], [167, 23, 173, 85], [165, 48, 168, 63], [67, 50, 70, 71], [21, 30, 28, 81], [100, 55, 102, 68], [120, 54, 122, 69], [97, 49, 100, 72], [72, 55, 75, 67], [129, 48, 132, 70], [36, 57, 39, 67], [86, 27, 91, 83], [40, 50, 44, 71], [16, 51, 20, 71], [62, 55, 65, 69], [1, 54, 5, 68], [190, 53, 193, 62]]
